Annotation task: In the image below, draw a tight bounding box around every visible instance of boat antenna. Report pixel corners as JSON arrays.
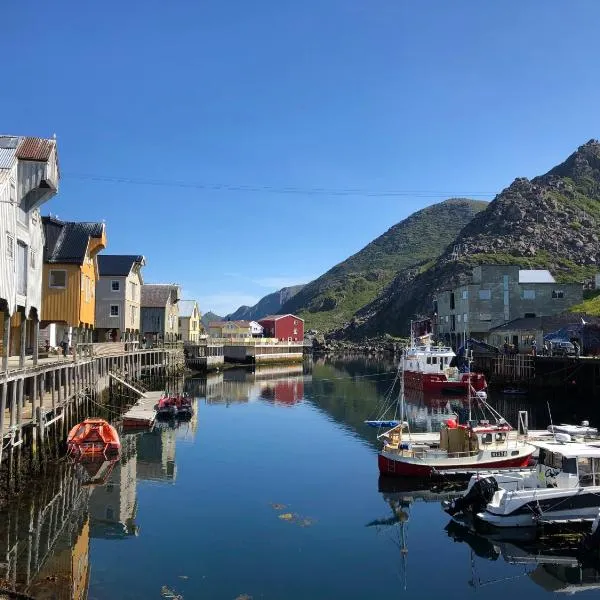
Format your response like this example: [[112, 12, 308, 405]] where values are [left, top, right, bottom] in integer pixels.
[[410, 320, 414, 348], [547, 401, 557, 442]]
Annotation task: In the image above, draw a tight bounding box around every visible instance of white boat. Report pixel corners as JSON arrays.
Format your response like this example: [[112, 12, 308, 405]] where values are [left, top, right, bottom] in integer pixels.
[[375, 351, 536, 478], [445, 439, 600, 527], [548, 422, 598, 437]]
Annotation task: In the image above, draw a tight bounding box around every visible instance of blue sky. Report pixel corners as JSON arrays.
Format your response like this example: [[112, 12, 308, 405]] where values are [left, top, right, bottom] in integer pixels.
[[3, 1, 600, 315]]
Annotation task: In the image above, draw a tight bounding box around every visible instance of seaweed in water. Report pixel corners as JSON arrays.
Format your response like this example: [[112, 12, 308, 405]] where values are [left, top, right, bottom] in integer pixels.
[[161, 585, 183, 599]]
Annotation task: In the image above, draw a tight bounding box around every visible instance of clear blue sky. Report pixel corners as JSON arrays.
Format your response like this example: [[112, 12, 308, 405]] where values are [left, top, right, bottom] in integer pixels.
[[3, 1, 600, 314]]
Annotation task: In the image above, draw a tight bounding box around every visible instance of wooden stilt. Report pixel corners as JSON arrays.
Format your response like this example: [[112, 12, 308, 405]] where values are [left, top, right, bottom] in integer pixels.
[[19, 311, 26, 368], [2, 308, 10, 373]]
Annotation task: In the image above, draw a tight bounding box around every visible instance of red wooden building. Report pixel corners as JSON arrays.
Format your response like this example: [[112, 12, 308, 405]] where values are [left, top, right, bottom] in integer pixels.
[[258, 314, 304, 341]]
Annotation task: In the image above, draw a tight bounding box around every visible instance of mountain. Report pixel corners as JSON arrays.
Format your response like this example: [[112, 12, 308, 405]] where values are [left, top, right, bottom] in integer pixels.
[[226, 285, 305, 321], [201, 311, 223, 328], [338, 139, 600, 338], [279, 199, 487, 332]]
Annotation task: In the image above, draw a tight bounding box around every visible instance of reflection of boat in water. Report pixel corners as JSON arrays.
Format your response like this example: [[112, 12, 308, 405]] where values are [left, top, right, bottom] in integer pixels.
[[445, 519, 600, 594]]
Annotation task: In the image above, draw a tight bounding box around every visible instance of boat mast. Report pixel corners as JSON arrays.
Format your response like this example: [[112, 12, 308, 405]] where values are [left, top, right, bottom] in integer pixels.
[[467, 348, 472, 423]]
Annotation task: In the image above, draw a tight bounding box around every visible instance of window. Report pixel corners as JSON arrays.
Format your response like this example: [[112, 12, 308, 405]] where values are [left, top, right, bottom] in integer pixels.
[[479, 313, 492, 321], [178, 318, 182, 327], [462, 290, 468, 300], [110, 304, 119, 317], [523, 289, 536, 300], [6, 233, 14, 259], [130, 281, 137, 301], [30, 249, 36, 269], [463, 313, 468, 322], [49, 270, 66, 288], [552, 290, 564, 299], [130, 305, 135, 325], [445, 316, 448, 323], [16, 241, 27, 295], [111, 280, 120, 292], [457, 314, 462, 323], [478, 289, 491, 300], [450, 292, 455, 310]]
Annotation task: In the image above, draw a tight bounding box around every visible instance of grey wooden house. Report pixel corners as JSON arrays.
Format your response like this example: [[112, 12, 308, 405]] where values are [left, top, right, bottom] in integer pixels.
[[140, 284, 180, 343]]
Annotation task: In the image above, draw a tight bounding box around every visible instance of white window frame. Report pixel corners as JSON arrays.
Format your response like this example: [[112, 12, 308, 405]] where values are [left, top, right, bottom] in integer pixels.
[[49, 269, 67, 289], [110, 304, 119, 317], [111, 280, 120, 292]]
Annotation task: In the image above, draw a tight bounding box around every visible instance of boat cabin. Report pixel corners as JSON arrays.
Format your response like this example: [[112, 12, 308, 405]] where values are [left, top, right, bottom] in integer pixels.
[[536, 441, 600, 489], [404, 344, 456, 374]]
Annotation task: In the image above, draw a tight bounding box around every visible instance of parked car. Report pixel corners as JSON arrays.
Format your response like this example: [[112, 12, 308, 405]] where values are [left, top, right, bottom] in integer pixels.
[[550, 340, 576, 356]]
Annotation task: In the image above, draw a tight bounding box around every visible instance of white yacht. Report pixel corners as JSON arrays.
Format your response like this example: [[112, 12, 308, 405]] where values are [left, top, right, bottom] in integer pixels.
[[444, 439, 600, 527]]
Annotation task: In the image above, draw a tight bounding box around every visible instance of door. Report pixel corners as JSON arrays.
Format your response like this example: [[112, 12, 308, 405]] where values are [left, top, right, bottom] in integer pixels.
[[17, 241, 27, 296]]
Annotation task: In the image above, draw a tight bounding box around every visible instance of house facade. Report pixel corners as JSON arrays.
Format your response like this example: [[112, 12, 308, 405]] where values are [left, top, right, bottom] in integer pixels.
[[435, 265, 582, 347], [258, 314, 304, 341], [178, 300, 201, 343], [0, 135, 59, 365], [95, 255, 145, 342], [40, 218, 106, 348], [208, 320, 253, 339], [140, 284, 180, 342]]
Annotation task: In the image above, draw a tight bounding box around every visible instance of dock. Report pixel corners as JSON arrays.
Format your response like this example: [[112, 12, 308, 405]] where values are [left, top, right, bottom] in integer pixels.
[[122, 391, 162, 430]]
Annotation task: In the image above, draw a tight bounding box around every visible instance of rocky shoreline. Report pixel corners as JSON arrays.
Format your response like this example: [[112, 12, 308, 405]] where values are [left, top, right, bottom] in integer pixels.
[[310, 334, 407, 356]]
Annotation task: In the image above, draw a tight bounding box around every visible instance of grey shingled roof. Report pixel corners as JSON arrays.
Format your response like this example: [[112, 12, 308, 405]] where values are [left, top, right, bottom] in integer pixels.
[[98, 255, 145, 277], [178, 300, 198, 318], [42, 216, 104, 264], [141, 284, 180, 307]]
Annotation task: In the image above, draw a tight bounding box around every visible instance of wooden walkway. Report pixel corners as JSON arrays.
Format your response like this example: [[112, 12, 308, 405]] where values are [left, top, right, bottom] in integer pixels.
[[123, 391, 162, 429]]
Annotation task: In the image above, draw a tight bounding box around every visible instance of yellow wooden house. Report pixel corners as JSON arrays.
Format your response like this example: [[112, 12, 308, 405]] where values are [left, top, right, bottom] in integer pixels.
[[41, 217, 106, 346]]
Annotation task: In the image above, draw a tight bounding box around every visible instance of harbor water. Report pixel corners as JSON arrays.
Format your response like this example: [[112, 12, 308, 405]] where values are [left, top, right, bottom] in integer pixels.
[[3, 357, 600, 599]]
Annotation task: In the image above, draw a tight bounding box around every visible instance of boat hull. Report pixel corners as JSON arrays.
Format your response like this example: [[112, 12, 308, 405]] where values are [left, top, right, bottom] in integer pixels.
[[378, 452, 533, 478], [404, 370, 487, 394]]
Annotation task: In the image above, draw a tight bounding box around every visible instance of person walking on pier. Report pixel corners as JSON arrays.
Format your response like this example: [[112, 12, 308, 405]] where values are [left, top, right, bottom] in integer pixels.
[[61, 332, 69, 357]]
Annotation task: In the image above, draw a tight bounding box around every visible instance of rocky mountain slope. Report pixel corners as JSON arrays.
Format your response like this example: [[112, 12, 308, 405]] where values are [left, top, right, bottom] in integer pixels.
[[226, 285, 304, 321], [201, 311, 223, 328], [337, 139, 600, 338], [279, 199, 487, 331]]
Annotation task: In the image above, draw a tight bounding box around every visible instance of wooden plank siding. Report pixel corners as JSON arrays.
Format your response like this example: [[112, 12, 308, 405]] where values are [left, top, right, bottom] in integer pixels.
[[41, 264, 81, 326]]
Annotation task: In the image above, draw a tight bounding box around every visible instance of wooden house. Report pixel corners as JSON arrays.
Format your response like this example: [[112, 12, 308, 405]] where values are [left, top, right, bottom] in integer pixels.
[[258, 314, 304, 341], [208, 320, 261, 339], [40, 217, 107, 348], [95, 255, 146, 342], [0, 135, 59, 368], [140, 284, 180, 343], [178, 300, 202, 343]]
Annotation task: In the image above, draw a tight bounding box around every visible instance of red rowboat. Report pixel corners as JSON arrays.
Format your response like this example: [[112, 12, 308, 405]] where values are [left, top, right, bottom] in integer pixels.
[[67, 418, 121, 459]]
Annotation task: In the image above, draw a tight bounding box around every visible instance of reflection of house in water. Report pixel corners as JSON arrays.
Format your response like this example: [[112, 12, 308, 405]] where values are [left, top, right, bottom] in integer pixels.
[[0, 463, 90, 599], [185, 372, 224, 403], [136, 427, 177, 482], [88, 435, 138, 539], [256, 365, 306, 405]]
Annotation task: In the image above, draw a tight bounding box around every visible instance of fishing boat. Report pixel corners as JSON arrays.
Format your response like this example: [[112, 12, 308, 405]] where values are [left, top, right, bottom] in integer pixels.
[[444, 438, 600, 528], [403, 326, 487, 395], [372, 352, 536, 478], [67, 418, 121, 458]]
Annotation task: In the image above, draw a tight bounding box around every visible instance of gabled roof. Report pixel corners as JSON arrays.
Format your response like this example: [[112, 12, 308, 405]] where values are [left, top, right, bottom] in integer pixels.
[[141, 284, 179, 307], [259, 314, 304, 322], [98, 255, 145, 277], [208, 320, 251, 328], [518, 269, 556, 284], [178, 300, 198, 318], [42, 216, 105, 264]]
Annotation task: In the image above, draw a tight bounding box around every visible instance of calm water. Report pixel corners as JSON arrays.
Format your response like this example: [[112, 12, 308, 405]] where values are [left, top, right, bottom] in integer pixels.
[[4, 357, 600, 599]]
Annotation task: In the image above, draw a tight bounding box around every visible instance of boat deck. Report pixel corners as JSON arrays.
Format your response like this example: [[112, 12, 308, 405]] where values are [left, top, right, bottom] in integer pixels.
[[122, 391, 162, 429]]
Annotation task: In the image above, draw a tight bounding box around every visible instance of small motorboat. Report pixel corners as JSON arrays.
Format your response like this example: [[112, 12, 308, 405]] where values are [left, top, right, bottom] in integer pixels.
[[67, 418, 121, 459], [156, 394, 195, 420], [547, 421, 598, 437]]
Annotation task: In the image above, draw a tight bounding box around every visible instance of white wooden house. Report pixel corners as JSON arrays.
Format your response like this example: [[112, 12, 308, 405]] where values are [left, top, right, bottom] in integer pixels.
[[0, 136, 59, 368]]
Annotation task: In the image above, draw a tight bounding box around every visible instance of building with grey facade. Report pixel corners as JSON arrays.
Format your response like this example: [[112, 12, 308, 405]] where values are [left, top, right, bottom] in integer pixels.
[[140, 283, 180, 343], [435, 265, 582, 347]]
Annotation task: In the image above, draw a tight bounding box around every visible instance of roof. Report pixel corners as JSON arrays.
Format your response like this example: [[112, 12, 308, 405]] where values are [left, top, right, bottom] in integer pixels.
[[0, 135, 55, 170], [42, 216, 105, 264], [489, 313, 600, 334], [98, 255, 145, 277], [533, 440, 600, 459], [258, 314, 304, 322], [518, 269, 555, 284], [208, 320, 251, 328], [178, 300, 198, 318], [140, 284, 179, 307]]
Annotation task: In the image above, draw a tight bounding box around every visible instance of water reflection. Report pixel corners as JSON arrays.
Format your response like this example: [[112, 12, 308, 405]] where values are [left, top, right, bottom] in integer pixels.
[[445, 521, 600, 594]]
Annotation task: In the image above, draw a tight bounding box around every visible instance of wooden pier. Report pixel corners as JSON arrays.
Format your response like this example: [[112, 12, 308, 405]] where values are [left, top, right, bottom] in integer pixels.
[[122, 391, 162, 430]]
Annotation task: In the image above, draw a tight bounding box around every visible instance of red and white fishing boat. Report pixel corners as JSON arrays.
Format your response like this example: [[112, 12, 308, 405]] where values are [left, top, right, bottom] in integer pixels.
[[372, 352, 535, 478], [403, 327, 487, 394]]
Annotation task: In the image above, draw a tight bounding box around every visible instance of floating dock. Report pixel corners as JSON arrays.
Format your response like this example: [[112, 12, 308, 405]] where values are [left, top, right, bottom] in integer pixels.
[[122, 391, 162, 430]]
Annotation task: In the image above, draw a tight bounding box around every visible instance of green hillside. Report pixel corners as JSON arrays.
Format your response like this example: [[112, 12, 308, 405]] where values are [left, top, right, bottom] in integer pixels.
[[280, 198, 487, 331]]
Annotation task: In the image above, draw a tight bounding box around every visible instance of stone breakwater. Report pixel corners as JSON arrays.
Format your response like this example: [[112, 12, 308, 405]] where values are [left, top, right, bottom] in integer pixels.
[[310, 334, 406, 356]]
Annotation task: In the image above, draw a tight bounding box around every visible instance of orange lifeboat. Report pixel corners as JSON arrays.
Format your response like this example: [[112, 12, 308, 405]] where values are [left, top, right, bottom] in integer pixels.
[[67, 418, 121, 458]]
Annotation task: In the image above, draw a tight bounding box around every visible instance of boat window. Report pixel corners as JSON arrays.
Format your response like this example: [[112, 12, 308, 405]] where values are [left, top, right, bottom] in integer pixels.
[[578, 457, 594, 486], [551, 453, 563, 470], [426, 357, 431, 364], [538, 448, 547, 465], [481, 433, 492, 445], [495, 432, 506, 442], [431, 357, 437, 364], [562, 457, 577, 475]]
